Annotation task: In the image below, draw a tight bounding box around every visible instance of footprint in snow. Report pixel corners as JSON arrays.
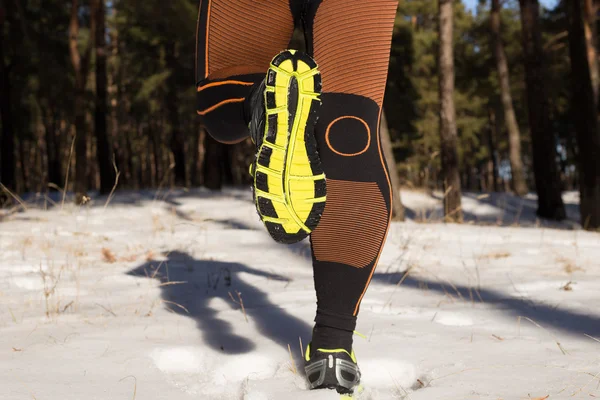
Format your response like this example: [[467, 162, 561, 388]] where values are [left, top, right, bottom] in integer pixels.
[[150, 346, 278, 397]]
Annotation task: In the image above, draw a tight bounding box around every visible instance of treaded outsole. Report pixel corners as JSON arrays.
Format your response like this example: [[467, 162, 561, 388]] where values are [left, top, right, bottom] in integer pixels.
[[252, 50, 326, 244]]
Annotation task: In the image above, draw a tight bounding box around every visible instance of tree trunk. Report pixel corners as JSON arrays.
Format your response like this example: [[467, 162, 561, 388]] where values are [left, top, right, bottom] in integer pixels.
[[203, 133, 224, 190], [488, 109, 500, 192], [518, 0, 566, 220], [191, 128, 202, 186], [568, 0, 600, 230], [35, 132, 44, 193], [88, 133, 97, 189], [584, 0, 599, 101], [380, 111, 406, 221], [125, 128, 135, 188], [165, 41, 186, 186], [109, 12, 128, 187], [17, 136, 28, 192], [491, 0, 528, 196], [439, 0, 463, 222], [0, 4, 15, 193], [150, 127, 160, 187], [42, 106, 63, 188], [486, 160, 494, 193], [69, 0, 95, 203], [469, 162, 479, 191], [93, 0, 114, 194]]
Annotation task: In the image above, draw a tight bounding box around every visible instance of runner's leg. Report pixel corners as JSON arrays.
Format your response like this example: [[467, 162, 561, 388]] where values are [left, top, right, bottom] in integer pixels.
[[305, 0, 399, 352], [196, 0, 298, 143]]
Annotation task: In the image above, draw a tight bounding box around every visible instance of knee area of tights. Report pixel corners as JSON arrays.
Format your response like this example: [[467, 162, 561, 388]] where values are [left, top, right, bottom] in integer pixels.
[[316, 93, 381, 159]]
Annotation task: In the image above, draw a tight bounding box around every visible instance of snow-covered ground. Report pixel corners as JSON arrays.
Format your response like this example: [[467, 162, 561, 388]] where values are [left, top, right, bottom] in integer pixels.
[[1, 188, 599, 399]]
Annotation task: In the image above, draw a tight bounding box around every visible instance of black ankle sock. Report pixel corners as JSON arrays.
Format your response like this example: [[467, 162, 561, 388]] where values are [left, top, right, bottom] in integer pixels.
[[311, 324, 353, 355]]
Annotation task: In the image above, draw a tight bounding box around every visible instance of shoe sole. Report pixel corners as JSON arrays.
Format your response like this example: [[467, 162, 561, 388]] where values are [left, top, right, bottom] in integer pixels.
[[339, 385, 364, 399], [253, 50, 326, 244]]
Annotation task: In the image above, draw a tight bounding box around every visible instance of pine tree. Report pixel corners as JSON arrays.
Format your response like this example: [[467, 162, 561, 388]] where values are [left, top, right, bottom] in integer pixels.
[[568, 0, 600, 230], [439, 0, 463, 222], [491, 0, 528, 196], [69, 0, 94, 203], [519, 0, 566, 220], [0, 1, 16, 194], [93, 0, 116, 194], [583, 0, 599, 100]]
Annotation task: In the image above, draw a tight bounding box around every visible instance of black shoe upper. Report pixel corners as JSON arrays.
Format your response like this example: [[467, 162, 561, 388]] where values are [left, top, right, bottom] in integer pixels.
[[305, 347, 361, 394], [244, 79, 267, 148]]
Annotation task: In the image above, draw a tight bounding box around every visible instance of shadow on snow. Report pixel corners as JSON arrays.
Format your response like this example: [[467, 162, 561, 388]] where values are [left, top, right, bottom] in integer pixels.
[[373, 271, 600, 337], [127, 251, 312, 355]]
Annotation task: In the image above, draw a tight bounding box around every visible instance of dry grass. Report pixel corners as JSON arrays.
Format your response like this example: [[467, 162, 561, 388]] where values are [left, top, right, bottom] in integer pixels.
[[20, 237, 33, 260], [152, 215, 165, 233], [560, 281, 574, 291], [383, 265, 414, 310], [145, 250, 155, 261], [0, 183, 28, 211], [61, 134, 76, 209], [287, 344, 298, 375], [389, 371, 413, 399], [119, 253, 139, 262], [101, 248, 117, 263], [151, 163, 176, 205], [228, 291, 248, 323], [103, 157, 121, 210], [119, 375, 137, 400], [8, 307, 17, 323], [570, 370, 600, 397], [584, 334, 600, 344], [96, 303, 117, 317], [157, 281, 187, 289], [39, 264, 65, 318], [517, 316, 568, 355], [479, 251, 511, 260], [61, 301, 74, 313], [73, 249, 87, 258], [557, 256, 583, 274], [160, 299, 189, 314]]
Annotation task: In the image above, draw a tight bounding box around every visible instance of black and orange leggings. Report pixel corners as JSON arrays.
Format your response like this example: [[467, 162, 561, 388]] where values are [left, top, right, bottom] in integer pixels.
[[196, 0, 398, 342]]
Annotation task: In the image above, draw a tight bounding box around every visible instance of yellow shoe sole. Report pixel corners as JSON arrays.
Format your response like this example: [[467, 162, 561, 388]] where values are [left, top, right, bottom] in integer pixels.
[[253, 50, 326, 244]]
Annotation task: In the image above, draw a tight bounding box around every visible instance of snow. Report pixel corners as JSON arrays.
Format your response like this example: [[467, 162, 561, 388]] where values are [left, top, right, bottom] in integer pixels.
[[432, 312, 474, 327], [1, 188, 600, 399]]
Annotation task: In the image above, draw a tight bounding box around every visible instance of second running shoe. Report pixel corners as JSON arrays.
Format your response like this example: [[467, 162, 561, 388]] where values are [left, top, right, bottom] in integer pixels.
[[304, 344, 362, 395]]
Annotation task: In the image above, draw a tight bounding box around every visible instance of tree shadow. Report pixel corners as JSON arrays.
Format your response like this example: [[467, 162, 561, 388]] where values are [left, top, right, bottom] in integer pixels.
[[127, 251, 312, 354], [17, 187, 253, 209], [373, 271, 600, 336], [172, 206, 258, 230], [403, 191, 581, 230]]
